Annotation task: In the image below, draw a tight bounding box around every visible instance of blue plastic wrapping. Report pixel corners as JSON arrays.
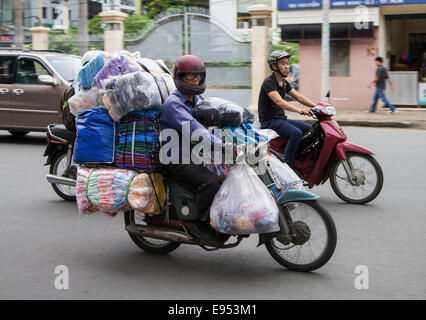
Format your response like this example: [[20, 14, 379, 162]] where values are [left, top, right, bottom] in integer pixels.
[[78, 54, 106, 89], [74, 107, 117, 163]]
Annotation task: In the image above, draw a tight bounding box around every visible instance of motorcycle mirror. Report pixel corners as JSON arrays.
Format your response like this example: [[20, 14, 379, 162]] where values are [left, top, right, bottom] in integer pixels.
[[326, 90, 331, 103]]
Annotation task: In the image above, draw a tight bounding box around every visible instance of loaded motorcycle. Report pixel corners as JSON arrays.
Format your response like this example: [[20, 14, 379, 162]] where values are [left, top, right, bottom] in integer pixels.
[[123, 140, 337, 272], [44, 125, 337, 272], [269, 101, 384, 204], [43, 124, 77, 201]]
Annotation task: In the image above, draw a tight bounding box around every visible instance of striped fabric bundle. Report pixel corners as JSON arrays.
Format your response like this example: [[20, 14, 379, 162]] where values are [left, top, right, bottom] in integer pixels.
[[86, 168, 135, 213], [116, 110, 162, 170]]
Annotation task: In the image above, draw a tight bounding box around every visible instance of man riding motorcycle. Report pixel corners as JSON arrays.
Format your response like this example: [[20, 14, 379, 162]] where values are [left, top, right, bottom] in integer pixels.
[[159, 55, 230, 247], [258, 50, 315, 166]]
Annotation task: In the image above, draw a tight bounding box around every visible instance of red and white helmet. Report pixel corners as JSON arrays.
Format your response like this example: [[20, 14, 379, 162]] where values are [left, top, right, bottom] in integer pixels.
[[172, 55, 206, 96]]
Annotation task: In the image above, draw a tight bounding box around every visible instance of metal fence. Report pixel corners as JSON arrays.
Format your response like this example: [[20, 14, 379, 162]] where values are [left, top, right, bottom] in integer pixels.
[[48, 34, 104, 55]]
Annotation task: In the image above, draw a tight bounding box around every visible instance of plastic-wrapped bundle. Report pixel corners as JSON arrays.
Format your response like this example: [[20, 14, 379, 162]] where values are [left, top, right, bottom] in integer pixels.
[[68, 87, 101, 116], [95, 55, 141, 89], [267, 154, 303, 191], [73, 107, 117, 164], [76, 167, 99, 214], [210, 163, 280, 235], [78, 53, 107, 89], [193, 97, 255, 128], [102, 71, 162, 122], [116, 110, 162, 170], [86, 168, 135, 213], [128, 173, 166, 215]]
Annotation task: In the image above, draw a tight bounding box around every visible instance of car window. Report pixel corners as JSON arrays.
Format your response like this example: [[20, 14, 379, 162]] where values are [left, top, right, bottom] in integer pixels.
[[16, 58, 50, 85], [46, 55, 81, 82], [0, 56, 17, 84]]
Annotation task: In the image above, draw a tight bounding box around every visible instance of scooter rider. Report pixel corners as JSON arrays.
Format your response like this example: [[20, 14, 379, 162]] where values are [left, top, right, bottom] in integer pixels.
[[159, 55, 229, 247], [258, 50, 315, 166]]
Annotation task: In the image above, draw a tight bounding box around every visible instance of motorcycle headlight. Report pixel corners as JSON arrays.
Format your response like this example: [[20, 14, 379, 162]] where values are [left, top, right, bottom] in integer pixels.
[[322, 106, 336, 116]]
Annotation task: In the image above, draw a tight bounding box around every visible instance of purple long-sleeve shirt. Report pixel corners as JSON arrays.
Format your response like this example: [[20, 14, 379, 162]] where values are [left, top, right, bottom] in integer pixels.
[[159, 89, 223, 164]]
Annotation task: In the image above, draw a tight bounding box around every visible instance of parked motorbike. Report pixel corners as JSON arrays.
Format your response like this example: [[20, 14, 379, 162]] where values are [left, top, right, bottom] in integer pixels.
[[269, 101, 384, 204], [124, 145, 337, 272], [43, 124, 77, 201]]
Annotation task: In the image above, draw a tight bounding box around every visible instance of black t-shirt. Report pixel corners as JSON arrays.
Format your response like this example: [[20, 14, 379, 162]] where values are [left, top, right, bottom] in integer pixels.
[[376, 65, 389, 89], [258, 73, 293, 123]]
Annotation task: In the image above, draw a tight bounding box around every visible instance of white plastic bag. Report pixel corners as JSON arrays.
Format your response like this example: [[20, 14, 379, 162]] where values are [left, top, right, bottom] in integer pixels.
[[267, 154, 303, 191], [210, 163, 280, 234], [68, 87, 101, 116]]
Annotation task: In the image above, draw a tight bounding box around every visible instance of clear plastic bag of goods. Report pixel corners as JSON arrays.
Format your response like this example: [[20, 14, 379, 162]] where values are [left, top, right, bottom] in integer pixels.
[[193, 97, 255, 128], [267, 154, 303, 191], [127, 173, 166, 215], [210, 163, 280, 235], [76, 167, 99, 215], [102, 71, 162, 122], [78, 53, 108, 89], [95, 55, 142, 89], [86, 168, 135, 213], [73, 107, 117, 164], [68, 87, 101, 116]]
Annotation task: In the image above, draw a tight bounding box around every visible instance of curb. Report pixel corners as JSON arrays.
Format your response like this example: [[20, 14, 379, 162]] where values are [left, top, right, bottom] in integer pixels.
[[301, 119, 416, 128]]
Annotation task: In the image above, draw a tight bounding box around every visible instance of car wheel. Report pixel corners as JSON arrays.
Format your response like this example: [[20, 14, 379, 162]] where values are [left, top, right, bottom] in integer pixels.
[[9, 131, 29, 137]]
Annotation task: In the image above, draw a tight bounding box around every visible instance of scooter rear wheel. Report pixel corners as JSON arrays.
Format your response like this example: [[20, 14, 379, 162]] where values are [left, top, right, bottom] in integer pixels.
[[329, 152, 383, 204], [124, 210, 181, 255], [50, 150, 76, 201]]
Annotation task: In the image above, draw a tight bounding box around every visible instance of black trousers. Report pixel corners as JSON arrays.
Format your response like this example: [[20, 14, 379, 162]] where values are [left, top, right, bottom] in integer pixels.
[[165, 164, 220, 222]]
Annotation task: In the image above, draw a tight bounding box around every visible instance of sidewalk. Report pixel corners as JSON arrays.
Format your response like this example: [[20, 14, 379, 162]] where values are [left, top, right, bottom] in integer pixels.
[[287, 105, 426, 130]]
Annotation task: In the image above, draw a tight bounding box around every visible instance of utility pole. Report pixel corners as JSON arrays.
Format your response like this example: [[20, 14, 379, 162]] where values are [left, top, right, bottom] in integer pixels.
[[38, 0, 43, 26], [13, 0, 24, 47], [78, 0, 89, 55], [321, 0, 330, 100]]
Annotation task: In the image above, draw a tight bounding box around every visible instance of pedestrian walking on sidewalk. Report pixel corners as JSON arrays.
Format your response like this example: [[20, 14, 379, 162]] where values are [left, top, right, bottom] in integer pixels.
[[368, 57, 397, 113]]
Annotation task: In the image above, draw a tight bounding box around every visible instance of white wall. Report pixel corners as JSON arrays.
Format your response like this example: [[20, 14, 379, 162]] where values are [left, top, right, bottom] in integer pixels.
[[210, 0, 237, 33]]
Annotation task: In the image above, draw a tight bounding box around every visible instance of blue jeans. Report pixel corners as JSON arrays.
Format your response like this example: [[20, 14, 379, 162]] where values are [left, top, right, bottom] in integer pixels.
[[370, 88, 396, 112], [261, 117, 312, 165]]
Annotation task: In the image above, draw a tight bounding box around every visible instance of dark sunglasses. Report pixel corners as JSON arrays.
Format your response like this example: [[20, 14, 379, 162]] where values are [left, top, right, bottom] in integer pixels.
[[183, 73, 203, 80]]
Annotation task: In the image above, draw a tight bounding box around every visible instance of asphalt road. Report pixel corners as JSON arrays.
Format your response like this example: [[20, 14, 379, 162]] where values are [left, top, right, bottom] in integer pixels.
[[0, 127, 425, 300]]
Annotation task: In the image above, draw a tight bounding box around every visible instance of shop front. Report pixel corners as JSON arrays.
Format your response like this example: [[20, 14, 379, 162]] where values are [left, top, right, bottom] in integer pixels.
[[278, 1, 426, 110]]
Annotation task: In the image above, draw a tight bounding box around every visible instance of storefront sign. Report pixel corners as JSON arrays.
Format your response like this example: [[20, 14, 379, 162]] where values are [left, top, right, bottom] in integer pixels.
[[278, 0, 426, 10]]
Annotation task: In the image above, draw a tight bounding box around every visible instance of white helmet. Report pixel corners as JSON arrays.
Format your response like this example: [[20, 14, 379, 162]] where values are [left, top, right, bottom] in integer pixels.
[[81, 50, 106, 66]]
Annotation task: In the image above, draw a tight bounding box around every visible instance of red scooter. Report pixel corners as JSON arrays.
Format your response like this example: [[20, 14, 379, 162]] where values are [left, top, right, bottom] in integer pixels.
[[269, 102, 384, 204]]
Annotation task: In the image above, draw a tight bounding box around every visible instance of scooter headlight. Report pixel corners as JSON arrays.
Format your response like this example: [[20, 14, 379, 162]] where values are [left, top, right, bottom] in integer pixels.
[[322, 106, 336, 116]]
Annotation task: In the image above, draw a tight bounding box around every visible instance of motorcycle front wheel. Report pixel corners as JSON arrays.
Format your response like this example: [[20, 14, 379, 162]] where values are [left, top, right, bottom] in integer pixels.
[[265, 200, 337, 272], [329, 152, 384, 204], [124, 209, 181, 255], [50, 150, 76, 201]]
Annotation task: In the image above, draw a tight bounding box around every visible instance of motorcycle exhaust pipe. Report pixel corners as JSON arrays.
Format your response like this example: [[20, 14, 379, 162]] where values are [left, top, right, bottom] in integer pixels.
[[46, 174, 77, 187], [125, 224, 196, 245]]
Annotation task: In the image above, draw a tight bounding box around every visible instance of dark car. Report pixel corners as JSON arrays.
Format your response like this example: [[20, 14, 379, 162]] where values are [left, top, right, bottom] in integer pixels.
[[0, 48, 81, 136]]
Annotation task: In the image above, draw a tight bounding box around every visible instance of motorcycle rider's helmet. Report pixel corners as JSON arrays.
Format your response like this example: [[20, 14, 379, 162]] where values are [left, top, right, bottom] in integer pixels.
[[268, 50, 292, 74], [81, 50, 106, 66], [172, 55, 206, 96]]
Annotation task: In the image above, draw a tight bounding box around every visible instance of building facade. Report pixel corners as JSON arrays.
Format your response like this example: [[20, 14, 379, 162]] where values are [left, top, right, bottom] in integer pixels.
[[278, 0, 426, 109]]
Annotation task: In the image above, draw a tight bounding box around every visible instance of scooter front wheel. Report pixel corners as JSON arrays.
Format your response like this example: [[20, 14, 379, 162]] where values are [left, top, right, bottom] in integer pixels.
[[265, 200, 337, 272], [329, 152, 383, 204], [124, 210, 181, 255]]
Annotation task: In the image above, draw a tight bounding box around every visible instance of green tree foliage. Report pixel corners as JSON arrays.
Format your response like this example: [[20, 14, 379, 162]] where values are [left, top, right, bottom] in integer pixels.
[[272, 42, 300, 64], [142, 0, 194, 18], [124, 14, 151, 35]]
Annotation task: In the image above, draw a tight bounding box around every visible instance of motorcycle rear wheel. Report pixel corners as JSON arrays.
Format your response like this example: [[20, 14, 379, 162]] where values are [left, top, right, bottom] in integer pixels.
[[124, 209, 181, 255], [329, 152, 383, 204], [49, 150, 76, 201], [265, 200, 337, 272]]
